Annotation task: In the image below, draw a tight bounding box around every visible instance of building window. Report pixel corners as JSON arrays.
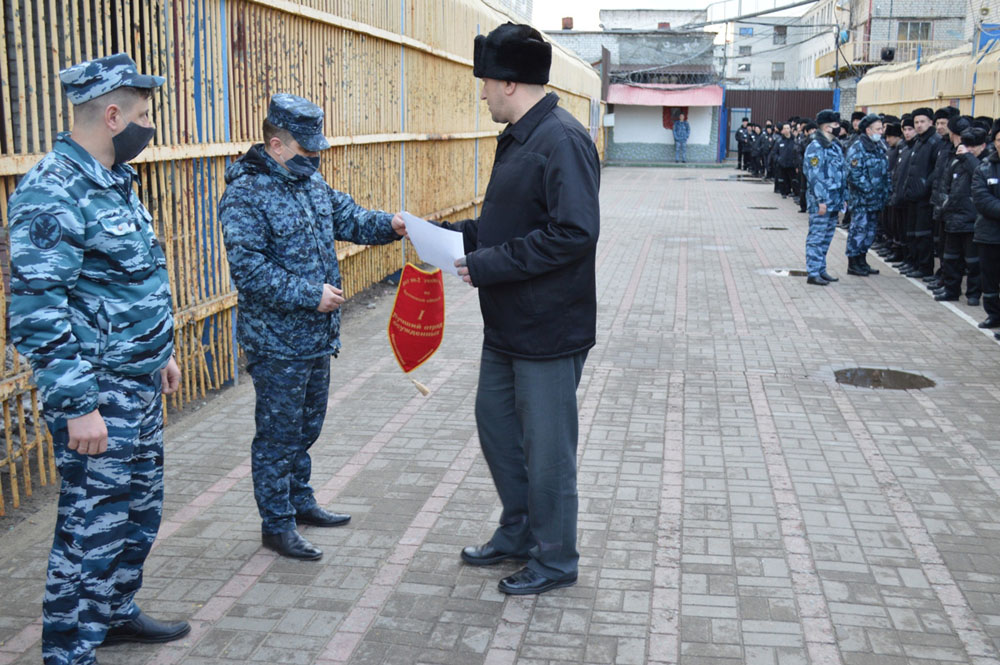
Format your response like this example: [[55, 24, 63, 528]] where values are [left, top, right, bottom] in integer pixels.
[[739, 27, 753, 36], [897, 21, 931, 41], [772, 62, 785, 80], [739, 45, 752, 55], [773, 25, 787, 45], [737, 63, 751, 72]]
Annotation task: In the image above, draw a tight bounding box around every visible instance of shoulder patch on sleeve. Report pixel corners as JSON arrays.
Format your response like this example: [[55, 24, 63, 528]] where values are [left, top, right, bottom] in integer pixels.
[[851, 159, 859, 167], [809, 156, 819, 167], [28, 213, 63, 250]]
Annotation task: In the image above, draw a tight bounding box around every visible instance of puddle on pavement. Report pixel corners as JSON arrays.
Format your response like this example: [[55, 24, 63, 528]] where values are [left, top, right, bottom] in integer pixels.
[[748, 206, 778, 210], [834, 368, 935, 390], [759, 226, 788, 230], [756, 268, 808, 277]]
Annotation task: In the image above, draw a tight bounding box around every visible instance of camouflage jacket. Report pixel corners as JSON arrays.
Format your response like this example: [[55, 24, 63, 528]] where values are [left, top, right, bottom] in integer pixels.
[[219, 145, 399, 359], [846, 134, 890, 212], [803, 131, 848, 213], [7, 133, 174, 419]]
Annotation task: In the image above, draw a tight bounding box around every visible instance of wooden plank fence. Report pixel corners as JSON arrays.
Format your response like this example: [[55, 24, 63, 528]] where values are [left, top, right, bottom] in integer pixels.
[[0, 0, 603, 515]]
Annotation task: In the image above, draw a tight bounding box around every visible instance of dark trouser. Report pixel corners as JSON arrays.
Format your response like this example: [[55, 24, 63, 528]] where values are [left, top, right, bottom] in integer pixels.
[[43, 371, 163, 665], [246, 352, 330, 534], [891, 204, 907, 253], [475, 347, 587, 579], [738, 147, 746, 169], [978, 243, 1000, 319], [907, 201, 934, 273], [941, 231, 980, 298], [798, 172, 807, 211], [776, 166, 794, 195], [934, 216, 945, 266]]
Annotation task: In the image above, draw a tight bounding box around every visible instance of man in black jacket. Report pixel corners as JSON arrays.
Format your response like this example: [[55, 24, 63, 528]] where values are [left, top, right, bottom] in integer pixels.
[[447, 22, 600, 596], [774, 122, 799, 197], [935, 128, 987, 303], [972, 127, 1000, 332], [897, 108, 942, 278], [925, 107, 962, 286], [736, 117, 750, 170], [878, 121, 905, 257]]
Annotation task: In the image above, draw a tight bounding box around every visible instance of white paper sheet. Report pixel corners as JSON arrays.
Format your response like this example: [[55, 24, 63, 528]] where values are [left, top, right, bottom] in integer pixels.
[[401, 212, 465, 276]]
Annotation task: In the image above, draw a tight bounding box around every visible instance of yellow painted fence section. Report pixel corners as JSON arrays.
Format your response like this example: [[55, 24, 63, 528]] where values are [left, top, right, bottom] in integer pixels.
[[0, 0, 604, 515], [856, 43, 1000, 117]]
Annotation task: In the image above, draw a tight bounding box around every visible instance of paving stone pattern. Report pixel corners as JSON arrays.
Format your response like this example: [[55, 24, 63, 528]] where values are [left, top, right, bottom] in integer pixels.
[[2, 167, 1000, 664]]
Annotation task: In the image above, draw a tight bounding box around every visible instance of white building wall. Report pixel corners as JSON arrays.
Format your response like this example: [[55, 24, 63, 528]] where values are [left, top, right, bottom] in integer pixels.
[[725, 18, 830, 89], [614, 105, 712, 144], [599, 9, 706, 30]]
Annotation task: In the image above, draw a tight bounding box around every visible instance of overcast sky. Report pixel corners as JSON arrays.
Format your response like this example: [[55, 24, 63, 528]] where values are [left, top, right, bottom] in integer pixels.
[[532, 0, 808, 31]]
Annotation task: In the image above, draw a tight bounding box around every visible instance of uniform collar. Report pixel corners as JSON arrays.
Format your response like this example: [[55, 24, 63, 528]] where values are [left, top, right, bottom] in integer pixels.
[[53, 132, 135, 190], [502, 92, 559, 144]]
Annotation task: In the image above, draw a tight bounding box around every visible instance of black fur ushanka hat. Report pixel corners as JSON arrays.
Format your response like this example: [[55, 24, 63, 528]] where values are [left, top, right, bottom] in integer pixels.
[[474, 22, 552, 85]]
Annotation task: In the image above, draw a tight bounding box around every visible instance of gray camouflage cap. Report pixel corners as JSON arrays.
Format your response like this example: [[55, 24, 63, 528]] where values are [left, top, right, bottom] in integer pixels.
[[267, 93, 331, 151], [60, 53, 165, 105]]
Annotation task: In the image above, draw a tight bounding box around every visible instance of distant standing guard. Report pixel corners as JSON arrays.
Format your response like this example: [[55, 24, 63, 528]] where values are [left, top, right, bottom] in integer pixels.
[[845, 114, 890, 276], [219, 94, 406, 560], [7, 53, 189, 665], [445, 22, 601, 595], [673, 112, 691, 163], [803, 109, 847, 285]]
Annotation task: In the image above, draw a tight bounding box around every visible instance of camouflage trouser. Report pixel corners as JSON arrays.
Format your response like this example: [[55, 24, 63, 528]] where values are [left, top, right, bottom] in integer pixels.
[[846, 207, 878, 257], [245, 352, 330, 534], [43, 370, 163, 665], [806, 209, 839, 276]]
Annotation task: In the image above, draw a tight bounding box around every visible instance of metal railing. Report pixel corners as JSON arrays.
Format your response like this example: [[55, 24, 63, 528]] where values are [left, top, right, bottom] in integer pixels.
[[815, 39, 969, 77]]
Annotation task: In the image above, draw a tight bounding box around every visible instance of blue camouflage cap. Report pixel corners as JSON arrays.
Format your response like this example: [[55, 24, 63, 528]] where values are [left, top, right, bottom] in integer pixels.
[[267, 93, 331, 151], [59, 53, 165, 105]]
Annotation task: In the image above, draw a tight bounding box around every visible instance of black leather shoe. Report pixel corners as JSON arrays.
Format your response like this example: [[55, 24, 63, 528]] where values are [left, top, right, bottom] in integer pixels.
[[262, 529, 323, 560], [968, 297, 980, 307], [296, 505, 351, 527], [934, 293, 959, 302], [820, 271, 839, 282], [925, 281, 941, 290], [978, 317, 1000, 329], [995, 331, 1000, 340], [102, 610, 191, 646], [806, 275, 829, 286], [922, 275, 938, 283], [904, 270, 929, 279], [461, 542, 530, 566], [498, 567, 577, 595]]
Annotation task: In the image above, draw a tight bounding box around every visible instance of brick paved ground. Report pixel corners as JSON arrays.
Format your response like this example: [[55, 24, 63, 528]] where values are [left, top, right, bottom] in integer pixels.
[[3, 166, 1000, 665]]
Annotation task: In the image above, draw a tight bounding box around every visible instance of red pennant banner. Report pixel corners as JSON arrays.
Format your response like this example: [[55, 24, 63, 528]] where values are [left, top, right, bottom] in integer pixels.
[[388, 263, 445, 373]]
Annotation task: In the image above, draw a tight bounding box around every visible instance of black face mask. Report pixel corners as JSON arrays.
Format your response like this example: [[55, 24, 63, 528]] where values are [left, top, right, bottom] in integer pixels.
[[285, 154, 320, 179], [112, 122, 155, 166]]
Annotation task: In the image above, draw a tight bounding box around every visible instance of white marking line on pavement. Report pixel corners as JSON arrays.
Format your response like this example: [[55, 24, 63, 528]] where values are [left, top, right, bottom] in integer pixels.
[[647, 371, 684, 665], [841, 228, 1000, 345], [746, 373, 844, 665], [831, 390, 1000, 664], [314, 433, 481, 664], [142, 364, 462, 665]]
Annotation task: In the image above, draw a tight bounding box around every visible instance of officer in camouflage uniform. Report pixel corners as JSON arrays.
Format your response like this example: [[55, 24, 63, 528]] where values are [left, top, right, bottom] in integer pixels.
[[803, 109, 848, 285], [845, 114, 890, 276], [219, 94, 406, 560], [7, 53, 188, 665]]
